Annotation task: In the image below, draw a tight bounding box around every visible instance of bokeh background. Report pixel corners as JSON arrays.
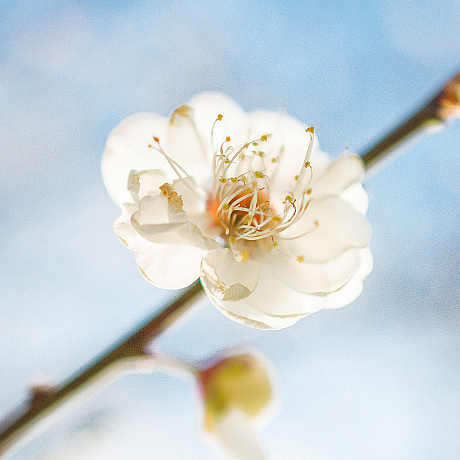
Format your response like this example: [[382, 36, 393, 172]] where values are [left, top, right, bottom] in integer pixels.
[[1, 0, 460, 459]]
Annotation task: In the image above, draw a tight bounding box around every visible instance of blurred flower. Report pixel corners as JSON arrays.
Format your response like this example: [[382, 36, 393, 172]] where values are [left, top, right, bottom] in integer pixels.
[[102, 92, 372, 329], [198, 351, 274, 460]]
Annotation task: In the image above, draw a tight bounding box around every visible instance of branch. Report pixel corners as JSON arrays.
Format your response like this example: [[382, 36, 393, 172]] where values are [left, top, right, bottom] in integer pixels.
[[0, 280, 204, 458], [361, 69, 460, 172]]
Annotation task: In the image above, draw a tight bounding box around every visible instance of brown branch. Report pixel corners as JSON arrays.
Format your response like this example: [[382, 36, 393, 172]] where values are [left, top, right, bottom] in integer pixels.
[[0, 280, 204, 458], [360, 69, 460, 172]]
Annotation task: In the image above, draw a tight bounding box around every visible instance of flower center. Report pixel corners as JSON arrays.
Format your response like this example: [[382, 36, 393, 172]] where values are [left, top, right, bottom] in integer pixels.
[[148, 113, 317, 261]]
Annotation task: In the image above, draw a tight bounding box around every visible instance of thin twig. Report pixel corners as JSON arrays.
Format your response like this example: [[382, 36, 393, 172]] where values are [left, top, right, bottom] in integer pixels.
[[0, 280, 204, 458], [361, 69, 460, 172]]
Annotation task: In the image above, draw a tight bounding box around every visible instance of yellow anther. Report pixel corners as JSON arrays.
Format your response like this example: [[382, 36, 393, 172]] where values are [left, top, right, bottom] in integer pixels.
[[304, 161, 311, 168], [271, 157, 278, 163], [306, 127, 314, 134], [255, 171, 264, 179], [314, 220, 319, 226], [217, 114, 223, 121], [153, 136, 160, 143], [261, 135, 268, 141], [285, 195, 293, 203], [294, 174, 299, 181], [226, 136, 231, 142], [219, 178, 227, 183], [252, 142, 259, 146], [296, 255, 305, 263], [222, 203, 230, 210], [224, 158, 230, 164], [307, 188, 312, 195], [230, 236, 237, 243], [230, 177, 238, 183], [272, 241, 278, 247], [272, 216, 282, 223]]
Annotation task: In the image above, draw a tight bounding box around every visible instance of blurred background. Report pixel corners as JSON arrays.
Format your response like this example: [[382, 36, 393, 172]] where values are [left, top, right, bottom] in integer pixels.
[[1, 0, 460, 458]]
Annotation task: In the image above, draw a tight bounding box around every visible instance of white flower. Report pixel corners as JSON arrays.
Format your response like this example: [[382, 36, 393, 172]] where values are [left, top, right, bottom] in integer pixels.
[[102, 92, 372, 329]]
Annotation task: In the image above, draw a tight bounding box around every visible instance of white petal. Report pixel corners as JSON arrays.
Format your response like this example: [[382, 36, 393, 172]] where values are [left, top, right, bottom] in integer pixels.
[[280, 196, 372, 263], [186, 92, 251, 151], [261, 245, 362, 294], [132, 194, 220, 250], [114, 202, 205, 289], [339, 183, 369, 214], [114, 202, 146, 249], [200, 249, 260, 301], [247, 110, 330, 190], [213, 410, 266, 460], [127, 169, 168, 202], [101, 113, 170, 207], [310, 154, 365, 198], [136, 243, 204, 289], [203, 249, 372, 329], [321, 247, 373, 309], [166, 105, 209, 169]]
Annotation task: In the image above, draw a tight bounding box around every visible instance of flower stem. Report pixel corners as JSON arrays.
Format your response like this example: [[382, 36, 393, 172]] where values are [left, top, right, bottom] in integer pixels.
[[0, 280, 204, 458], [360, 69, 460, 172]]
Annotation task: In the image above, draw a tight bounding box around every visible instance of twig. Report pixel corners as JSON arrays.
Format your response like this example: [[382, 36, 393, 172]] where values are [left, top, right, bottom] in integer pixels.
[[0, 280, 204, 458], [361, 69, 460, 172]]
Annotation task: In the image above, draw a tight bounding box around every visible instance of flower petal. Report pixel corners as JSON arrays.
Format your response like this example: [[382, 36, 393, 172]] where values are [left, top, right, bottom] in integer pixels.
[[132, 193, 220, 250], [200, 249, 260, 301], [213, 410, 266, 460], [310, 154, 365, 198], [186, 92, 251, 152], [166, 105, 209, 170], [203, 249, 372, 329], [136, 243, 204, 289], [102, 113, 170, 207], [114, 202, 205, 289], [261, 246, 364, 295], [247, 110, 330, 190], [280, 196, 372, 263], [127, 169, 168, 203]]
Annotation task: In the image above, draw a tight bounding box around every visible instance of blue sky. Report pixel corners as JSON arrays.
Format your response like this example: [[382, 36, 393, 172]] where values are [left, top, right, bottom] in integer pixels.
[[1, 1, 460, 459]]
